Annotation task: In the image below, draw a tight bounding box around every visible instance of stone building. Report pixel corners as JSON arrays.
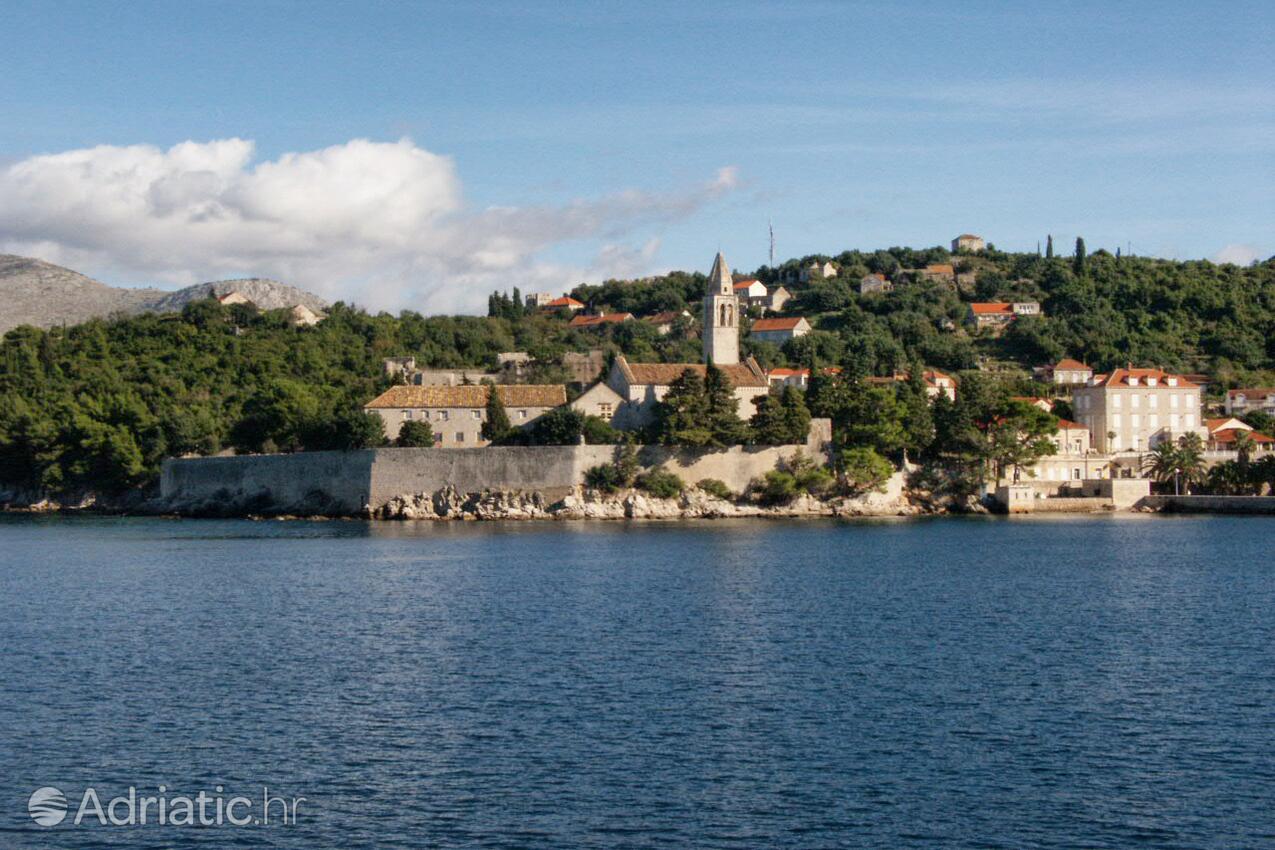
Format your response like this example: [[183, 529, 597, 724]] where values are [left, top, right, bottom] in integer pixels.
[[703, 252, 740, 365], [859, 273, 893, 294], [364, 384, 567, 447], [952, 233, 986, 252], [1072, 367, 1205, 454], [749, 316, 811, 345]]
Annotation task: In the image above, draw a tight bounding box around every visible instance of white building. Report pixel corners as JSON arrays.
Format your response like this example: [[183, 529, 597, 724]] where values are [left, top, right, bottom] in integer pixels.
[[1225, 388, 1275, 417], [1072, 368, 1205, 454], [951, 234, 986, 253]]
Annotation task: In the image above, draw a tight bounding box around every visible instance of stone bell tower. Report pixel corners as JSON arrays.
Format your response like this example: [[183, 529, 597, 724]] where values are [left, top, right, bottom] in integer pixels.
[[703, 251, 739, 365]]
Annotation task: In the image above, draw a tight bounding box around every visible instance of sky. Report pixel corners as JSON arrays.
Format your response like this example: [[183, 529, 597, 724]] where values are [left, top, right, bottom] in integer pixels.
[[0, 0, 1271, 314]]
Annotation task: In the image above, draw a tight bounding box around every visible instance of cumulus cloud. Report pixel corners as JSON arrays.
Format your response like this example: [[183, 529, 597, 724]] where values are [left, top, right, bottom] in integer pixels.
[[1211, 244, 1263, 266], [0, 138, 737, 313]]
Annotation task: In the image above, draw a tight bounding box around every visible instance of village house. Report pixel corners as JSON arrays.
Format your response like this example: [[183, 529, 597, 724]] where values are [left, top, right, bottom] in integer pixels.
[[364, 384, 567, 447], [799, 260, 838, 282], [766, 285, 792, 312], [604, 252, 769, 429], [643, 310, 691, 335], [750, 316, 812, 345], [951, 234, 986, 253], [1205, 418, 1275, 453], [1072, 367, 1205, 455], [865, 369, 958, 401], [216, 291, 253, 306], [543, 295, 585, 312], [524, 292, 555, 308], [289, 304, 325, 326], [568, 312, 634, 329], [966, 301, 1041, 332], [859, 273, 893, 294], [921, 263, 956, 284], [1012, 396, 1054, 412], [767, 366, 843, 391], [1039, 358, 1093, 386], [570, 381, 624, 423], [1028, 419, 1106, 484], [732, 277, 769, 309], [1224, 388, 1275, 417]]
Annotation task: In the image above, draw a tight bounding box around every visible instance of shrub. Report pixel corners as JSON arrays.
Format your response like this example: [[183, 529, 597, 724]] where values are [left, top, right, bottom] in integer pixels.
[[636, 468, 684, 499], [837, 446, 893, 493], [395, 420, 435, 447], [696, 478, 734, 500], [582, 415, 621, 445], [785, 450, 834, 495], [584, 463, 624, 493], [758, 469, 798, 505]]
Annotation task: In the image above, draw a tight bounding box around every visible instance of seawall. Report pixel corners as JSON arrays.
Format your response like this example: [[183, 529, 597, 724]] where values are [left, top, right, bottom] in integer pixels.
[[159, 426, 833, 518], [1140, 495, 1275, 514]]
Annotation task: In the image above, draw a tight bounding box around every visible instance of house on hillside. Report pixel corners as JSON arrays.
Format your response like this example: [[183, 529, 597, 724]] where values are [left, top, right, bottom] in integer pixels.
[[1012, 396, 1054, 412], [859, 273, 893, 294], [544, 296, 585, 312], [750, 316, 811, 345], [966, 301, 1041, 332], [732, 277, 769, 309], [364, 384, 567, 447], [643, 310, 691, 335], [1225, 388, 1275, 417], [1040, 358, 1093, 386], [216, 291, 254, 306], [766, 285, 792, 312], [606, 356, 769, 431], [568, 312, 633, 329], [921, 263, 956, 283], [289, 304, 325, 326], [864, 370, 958, 402], [952, 234, 986, 253], [794, 260, 837, 282]]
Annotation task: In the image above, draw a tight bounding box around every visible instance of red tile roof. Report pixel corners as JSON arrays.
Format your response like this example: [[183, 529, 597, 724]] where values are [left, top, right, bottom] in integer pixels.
[[1056, 419, 1088, 431], [751, 317, 806, 332], [970, 302, 1013, 315], [1094, 368, 1198, 389], [615, 357, 768, 388], [1054, 358, 1091, 370], [1227, 388, 1275, 398], [569, 313, 633, 327], [925, 263, 955, 275], [546, 296, 584, 308], [365, 384, 567, 409]]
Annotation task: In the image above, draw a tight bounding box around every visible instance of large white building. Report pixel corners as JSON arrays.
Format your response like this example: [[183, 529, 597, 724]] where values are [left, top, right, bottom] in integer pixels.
[[1072, 368, 1205, 454]]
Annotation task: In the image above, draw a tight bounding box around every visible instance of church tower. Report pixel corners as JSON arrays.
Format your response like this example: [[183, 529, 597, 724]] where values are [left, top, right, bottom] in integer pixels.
[[703, 251, 740, 365]]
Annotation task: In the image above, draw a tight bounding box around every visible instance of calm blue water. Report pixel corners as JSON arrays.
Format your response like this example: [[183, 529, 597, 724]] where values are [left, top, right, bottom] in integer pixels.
[[1, 515, 1273, 849]]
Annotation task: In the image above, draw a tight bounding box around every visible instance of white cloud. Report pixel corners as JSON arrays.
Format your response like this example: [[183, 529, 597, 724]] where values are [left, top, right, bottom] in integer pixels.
[[0, 138, 737, 313], [1211, 244, 1263, 266]]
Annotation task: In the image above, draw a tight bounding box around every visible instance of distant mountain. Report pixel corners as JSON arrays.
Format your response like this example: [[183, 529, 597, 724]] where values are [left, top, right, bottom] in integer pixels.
[[0, 254, 329, 333]]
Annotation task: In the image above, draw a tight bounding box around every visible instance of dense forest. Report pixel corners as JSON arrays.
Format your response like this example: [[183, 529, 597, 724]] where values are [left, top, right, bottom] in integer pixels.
[[1, 245, 1272, 498]]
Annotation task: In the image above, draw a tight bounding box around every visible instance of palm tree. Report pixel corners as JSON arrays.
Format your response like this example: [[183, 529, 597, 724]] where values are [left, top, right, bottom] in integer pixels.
[[1176, 433, 1206, 494], [1233, 430, 1255, 469], [1142, 442, 1182, 494]]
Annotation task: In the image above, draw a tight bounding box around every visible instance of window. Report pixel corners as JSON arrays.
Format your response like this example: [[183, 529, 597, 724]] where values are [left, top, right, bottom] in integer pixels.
[[1073, 468, 1081, 480], [1147, 376, 1158, 387], [1131, 395, 1140, 409], [455, 432, 464, 442], [1186, 395, 1196, 408], [1170, 414, 1180, 430], [1170, 395, 1179, 409], [402, 409, 412, 420], [1131, 414, 1140, 427], [518, 409, 527, 420], [1149, 395, 1158, 409], [439, 410, 449, 421], [1185, 414, 1195, 428], [1167, 377, 1178, 387], [598, 402, 612, 419], [1149, 414, 1158, 428], [472, 410, 481, 420], [1112, 395, 1122, 409], [1112, 414, 1122, 428]]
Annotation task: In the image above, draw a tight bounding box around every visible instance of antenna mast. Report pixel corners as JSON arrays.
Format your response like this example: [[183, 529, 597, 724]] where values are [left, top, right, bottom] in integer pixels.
[[768, 218, 775, 267]]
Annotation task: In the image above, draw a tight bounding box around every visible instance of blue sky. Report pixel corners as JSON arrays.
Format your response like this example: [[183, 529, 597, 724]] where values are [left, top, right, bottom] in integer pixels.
[[0, 0, 1271, 311]]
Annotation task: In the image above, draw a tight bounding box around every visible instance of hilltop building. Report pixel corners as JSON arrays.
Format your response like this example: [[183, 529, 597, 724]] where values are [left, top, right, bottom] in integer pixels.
[[952, 234, 986, 253], [750, 316, 811, 345]]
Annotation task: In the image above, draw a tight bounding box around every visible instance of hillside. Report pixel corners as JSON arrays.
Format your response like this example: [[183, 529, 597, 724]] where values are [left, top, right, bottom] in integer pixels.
[[0, 254, 327, 333]]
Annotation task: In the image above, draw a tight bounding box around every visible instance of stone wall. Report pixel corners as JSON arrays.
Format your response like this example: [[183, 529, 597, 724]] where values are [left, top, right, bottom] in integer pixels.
[[1140, 495, 1275, 514], [160, 423, 832, 517]]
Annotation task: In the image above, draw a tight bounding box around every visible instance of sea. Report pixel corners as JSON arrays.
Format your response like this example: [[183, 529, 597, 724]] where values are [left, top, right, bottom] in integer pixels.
[[1, 514, 1272, 848]]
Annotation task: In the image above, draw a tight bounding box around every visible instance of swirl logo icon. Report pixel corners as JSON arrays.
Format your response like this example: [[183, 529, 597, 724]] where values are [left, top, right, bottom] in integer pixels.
[[28, 787, 68, 826]]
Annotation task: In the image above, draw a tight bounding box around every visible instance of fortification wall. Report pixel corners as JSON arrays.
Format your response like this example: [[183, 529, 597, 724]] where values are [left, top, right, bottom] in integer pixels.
[[160, 425, 830, 517], [1141, 495, 1275, 514]]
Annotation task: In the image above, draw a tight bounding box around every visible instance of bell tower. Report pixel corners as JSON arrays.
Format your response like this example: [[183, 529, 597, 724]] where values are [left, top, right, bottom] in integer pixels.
[[703, 251, 739, 365]]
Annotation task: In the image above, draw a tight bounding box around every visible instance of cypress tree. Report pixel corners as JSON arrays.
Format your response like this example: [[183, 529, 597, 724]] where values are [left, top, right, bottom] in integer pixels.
[[1073, 237, 1087, 276], [481, 385, 512, 443], [1045, 234, 1054, 259]]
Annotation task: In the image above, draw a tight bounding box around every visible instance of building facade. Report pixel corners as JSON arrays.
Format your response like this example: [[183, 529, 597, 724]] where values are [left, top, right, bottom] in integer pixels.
[[1225, 388, 1275, 416], [703, 251, 740, 365], [951, 234, 986, 252], [364, 384, 567, 447], [1072, 368, 1205, 454], [749, 316, 811, 345]]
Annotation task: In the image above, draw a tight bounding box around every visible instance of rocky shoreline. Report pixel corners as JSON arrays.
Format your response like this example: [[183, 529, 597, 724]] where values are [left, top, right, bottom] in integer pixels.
[[3, 482, 979, 520]]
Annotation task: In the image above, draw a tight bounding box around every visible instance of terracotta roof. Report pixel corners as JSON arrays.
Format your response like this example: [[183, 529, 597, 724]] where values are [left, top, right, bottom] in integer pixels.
[[956, 234, 982, 240], [1211, 428, 1274, 444], [732, 278, 762, 290], [970, 302, 1013, 315], [863, 273, 887, 281], [768, 367, 803, 377], [751, 317, 807, 332], [546, 296, 584, 308], [569, 312, 633, 327], [925, 263, 955, 275], [1054, 358, 1091, 370], [1227, 388, 1275, 398], [1055, 418, 1088, 431], [616, 356, 767, 388], [644, 311, 685, 325], [1094, 368, 1197, 389], [365, 384, 567, 409], [1206, 417, 1250, 433]]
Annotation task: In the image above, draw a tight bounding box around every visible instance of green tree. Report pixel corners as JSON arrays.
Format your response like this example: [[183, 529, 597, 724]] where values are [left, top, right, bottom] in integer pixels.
[[1073, 237, 1087, 276], [986, 399, 1059, 482], [837, 446, 894, 493], [481, 386, 513, 443], [1142, 442, 1182, 494], [1045, 234, 1054, 259], [396, 420, 435, 447]]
